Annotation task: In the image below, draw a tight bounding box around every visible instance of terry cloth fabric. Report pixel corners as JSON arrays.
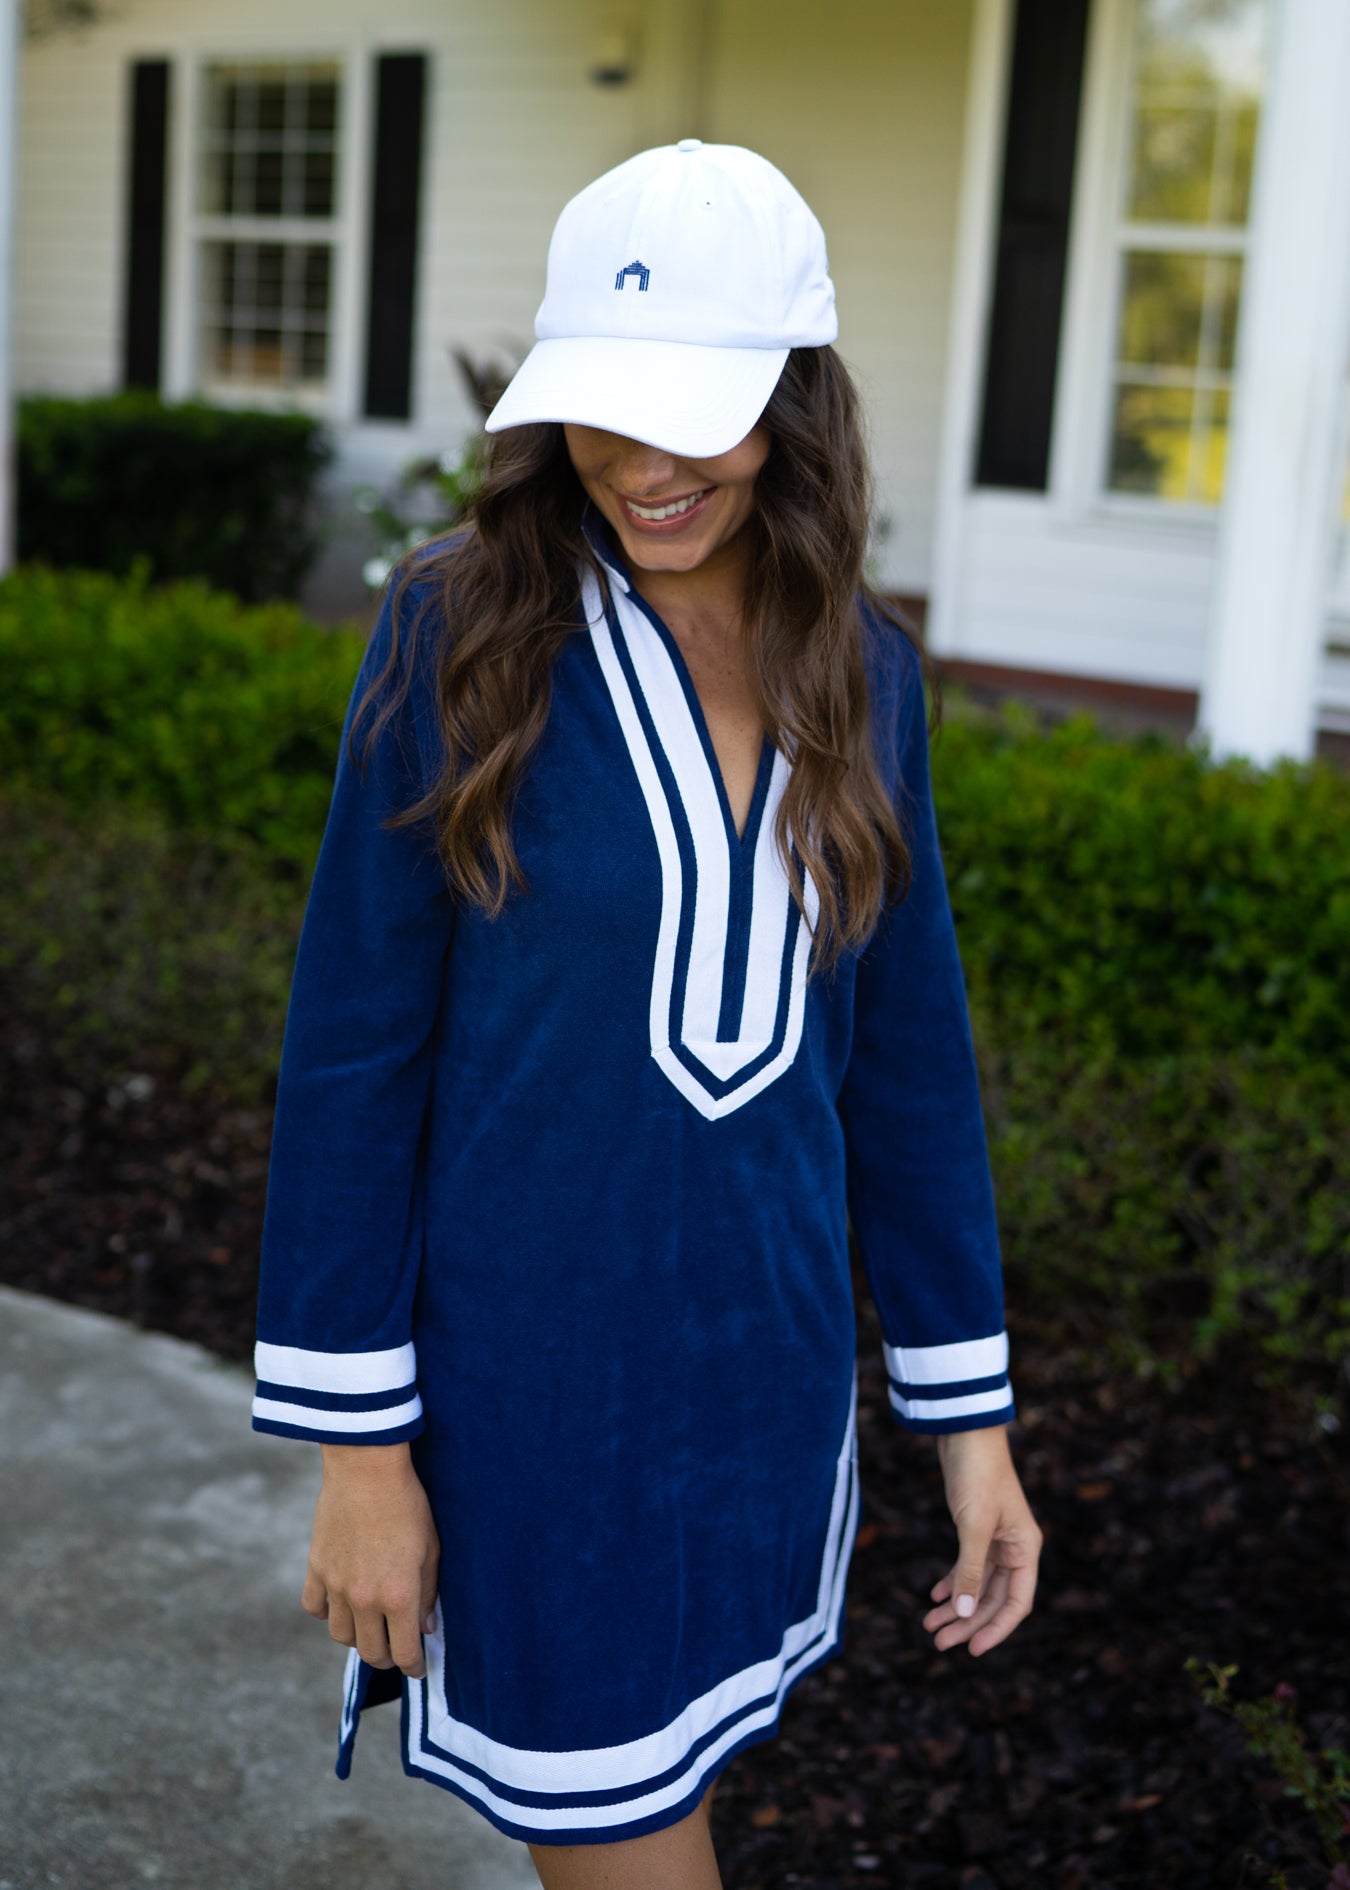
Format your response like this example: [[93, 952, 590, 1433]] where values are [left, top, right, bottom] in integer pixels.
[[252, 513, 1015, 1845]]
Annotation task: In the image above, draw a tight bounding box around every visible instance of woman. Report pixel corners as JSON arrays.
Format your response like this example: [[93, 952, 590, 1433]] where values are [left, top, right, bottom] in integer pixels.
[[252, 140, 1042, 1889]]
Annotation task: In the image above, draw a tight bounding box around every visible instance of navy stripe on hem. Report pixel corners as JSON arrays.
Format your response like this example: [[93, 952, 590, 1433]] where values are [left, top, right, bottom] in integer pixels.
[[253, 1378, 418, 1414], [886, 1370, 1011, 1401], [251, 1414, 425, 1446], [891, 1402, 1017, 1436], [398, 1623, 847, 1847]]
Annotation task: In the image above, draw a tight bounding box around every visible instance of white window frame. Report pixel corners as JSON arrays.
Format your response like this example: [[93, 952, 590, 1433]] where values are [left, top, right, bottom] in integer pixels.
[[161, 41, 373, 425], [1048, 0, 1267, 533]]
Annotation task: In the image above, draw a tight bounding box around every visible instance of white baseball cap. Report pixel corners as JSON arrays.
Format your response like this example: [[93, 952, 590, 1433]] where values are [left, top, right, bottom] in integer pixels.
[[483, 140, 837, 459]]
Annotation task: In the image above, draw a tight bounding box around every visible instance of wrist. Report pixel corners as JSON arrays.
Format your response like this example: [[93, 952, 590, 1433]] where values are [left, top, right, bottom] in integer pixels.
[[320, 1441, 416, 1484], [935, 1423, 1011, 1462]]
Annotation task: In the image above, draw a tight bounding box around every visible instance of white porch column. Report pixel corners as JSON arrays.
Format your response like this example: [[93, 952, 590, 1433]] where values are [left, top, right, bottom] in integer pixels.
[[0, 0, 19, 574], [1196, 0, 1350, 764]]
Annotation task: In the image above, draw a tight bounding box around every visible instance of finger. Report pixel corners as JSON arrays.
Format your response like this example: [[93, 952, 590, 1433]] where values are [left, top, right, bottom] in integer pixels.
[[387, 1605, 428, 1681], [950, 1519, 995, 1621], [301, 1568, 329, 1621], [420, 1562, 440, 1639], [325, 1597, 357, 1650], [968, 1560, 1040, 1657], [923, 1563, 1005, 1633], [927, 1566, 1010, 1650], [352, 1607, 395, 1671], [926, 1531, 995, 1630]]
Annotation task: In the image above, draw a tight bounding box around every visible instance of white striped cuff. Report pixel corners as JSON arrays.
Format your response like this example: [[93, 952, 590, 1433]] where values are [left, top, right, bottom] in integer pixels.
[[252, 1340, 422, 1444], [883, 1332, 1014, 1432]]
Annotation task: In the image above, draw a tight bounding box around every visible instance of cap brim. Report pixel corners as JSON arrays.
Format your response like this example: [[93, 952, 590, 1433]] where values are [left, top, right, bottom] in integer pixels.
[[483, 336, 789, 459]]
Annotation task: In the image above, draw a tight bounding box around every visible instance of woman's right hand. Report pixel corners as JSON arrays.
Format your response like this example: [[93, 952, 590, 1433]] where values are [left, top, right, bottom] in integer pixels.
[[301, 1441, 441, 1679]]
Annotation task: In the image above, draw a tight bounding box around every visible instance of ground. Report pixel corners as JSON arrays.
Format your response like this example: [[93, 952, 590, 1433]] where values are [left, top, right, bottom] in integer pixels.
[[2, 1017, 1347, 1890]]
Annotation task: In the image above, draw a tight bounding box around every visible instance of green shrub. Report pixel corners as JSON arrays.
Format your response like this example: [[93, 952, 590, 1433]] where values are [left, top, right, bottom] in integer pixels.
[[1186, 1661, 1350, 1881], [17, 392, 334, 602], [932, 703, 1350, 1071], [979, 1034, 1350, 1401], [0, 790, 304, 1097], [0, 565, 364, 866]]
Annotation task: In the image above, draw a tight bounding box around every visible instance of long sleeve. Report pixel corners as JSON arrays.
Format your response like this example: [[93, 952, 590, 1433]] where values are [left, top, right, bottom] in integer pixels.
[[252, 581, 454, 1445], [837, 617, 1015, 1435]]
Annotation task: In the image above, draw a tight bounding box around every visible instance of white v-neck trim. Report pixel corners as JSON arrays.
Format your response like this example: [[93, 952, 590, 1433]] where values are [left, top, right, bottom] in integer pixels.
[[582, 560, 818, 1120]]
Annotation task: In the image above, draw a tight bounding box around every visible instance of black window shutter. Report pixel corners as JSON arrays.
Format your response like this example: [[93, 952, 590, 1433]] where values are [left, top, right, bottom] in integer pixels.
[[363, 53, 428, 421], [974, 0, 1090, 490], [122, 60, 171, 391]]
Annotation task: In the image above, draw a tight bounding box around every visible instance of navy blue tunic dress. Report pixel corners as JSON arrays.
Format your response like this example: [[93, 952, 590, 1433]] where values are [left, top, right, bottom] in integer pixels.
[[252, 517, 1015, 1845]]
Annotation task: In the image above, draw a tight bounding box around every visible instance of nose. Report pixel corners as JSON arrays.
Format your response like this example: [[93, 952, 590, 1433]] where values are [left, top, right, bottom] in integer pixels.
[[612, 439, 682, 496]]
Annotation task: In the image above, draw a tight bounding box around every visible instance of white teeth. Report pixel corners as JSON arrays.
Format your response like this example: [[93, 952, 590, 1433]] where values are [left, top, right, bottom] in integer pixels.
[[626, 489, 708, 521]]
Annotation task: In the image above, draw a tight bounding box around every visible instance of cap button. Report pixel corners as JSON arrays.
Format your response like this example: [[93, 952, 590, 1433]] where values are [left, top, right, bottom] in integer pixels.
[[676, 137, 702, 153]]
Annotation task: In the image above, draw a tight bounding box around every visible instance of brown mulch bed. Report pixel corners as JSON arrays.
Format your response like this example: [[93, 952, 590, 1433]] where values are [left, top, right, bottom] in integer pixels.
[[3, 1019, 1348, 1890]]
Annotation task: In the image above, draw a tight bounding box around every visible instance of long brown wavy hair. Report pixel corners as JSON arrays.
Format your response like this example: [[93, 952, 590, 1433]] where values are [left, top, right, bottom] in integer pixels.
[[355, 344, 931, 972]]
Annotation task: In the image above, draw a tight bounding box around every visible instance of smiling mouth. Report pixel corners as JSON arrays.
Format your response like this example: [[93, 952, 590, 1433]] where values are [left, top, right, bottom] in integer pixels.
[[622, 488, 712, 523]]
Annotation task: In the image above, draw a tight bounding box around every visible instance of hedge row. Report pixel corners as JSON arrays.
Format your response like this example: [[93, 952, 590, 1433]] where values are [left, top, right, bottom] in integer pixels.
[[984, 1037, 1349, 1395], [933, 710, 1350, 1070], [0, 793, 299, 1097], [17, 393, 333, 602], [0, 566, 363, 867]]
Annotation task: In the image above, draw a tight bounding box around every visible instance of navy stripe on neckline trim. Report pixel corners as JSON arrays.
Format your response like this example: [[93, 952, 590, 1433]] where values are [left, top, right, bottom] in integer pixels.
[[603, 591, 799, 1102]]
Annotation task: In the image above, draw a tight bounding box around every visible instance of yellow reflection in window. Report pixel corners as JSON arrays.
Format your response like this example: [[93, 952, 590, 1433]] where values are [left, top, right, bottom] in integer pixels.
[[1108, 0, 1266, 506]]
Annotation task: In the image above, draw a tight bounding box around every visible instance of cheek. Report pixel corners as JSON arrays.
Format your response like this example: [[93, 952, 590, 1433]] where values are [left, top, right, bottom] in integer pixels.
[[712, 440, 769, 517], [718, 471, 762, 526], [563, 429, 610, 491]]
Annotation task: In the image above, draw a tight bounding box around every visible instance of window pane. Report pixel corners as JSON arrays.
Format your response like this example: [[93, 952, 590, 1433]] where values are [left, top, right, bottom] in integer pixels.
[[199, 62, 340, 219], [1129, 104, 1217, 222], [303, 151, 335, 218], [200, 239, 332, 392], [1110, 384, 1195, 499], [254, 149, 284, 217], [256, 80, 287, 136], [201, 149, 230, 216], [1195, 387, 1231, 503], [1119, 250, 1207, 369], [255, 245, 285, 314], [1211, 255, 1243, 371], [301, 246, 331, 312], [1126, 0, 1268, 227], [1215, 100, 1259, 223], [305, 81, 338, 135], [300, 329, 328, 379], [1109, 1, 1268, 505]]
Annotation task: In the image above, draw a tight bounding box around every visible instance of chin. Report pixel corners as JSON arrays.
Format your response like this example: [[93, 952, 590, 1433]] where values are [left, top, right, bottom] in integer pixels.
[[622, 533, 716, 571]]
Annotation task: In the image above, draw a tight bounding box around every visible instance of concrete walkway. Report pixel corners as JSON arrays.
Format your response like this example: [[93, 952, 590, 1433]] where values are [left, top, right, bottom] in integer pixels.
[[0, 1287, 538, 1890]]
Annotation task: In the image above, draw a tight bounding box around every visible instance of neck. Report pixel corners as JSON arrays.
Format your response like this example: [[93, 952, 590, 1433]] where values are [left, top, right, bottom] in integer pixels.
[[622, 523, 755, 643]]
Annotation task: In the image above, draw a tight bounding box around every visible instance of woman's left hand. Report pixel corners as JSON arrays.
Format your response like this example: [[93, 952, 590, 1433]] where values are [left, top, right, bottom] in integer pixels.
[[923, 1423, 1042, 1657]]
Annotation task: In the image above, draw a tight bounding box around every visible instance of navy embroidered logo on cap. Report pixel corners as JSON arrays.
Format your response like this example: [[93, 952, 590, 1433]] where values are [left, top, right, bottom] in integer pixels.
[[614, 259, 650, 292]]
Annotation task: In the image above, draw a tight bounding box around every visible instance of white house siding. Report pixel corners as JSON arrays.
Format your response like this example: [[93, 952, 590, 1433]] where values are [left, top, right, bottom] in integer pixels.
[[14, 0, 970, 598], [942, 493, 1216, 691], [934, 462, 1350, 729], [15, 25, 124, 393], [704, 0, 974, 594]]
